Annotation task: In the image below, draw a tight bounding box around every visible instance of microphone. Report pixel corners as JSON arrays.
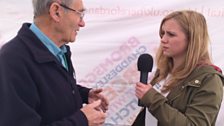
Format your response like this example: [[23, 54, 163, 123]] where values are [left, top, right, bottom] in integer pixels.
[[137, 53, 153, 106]]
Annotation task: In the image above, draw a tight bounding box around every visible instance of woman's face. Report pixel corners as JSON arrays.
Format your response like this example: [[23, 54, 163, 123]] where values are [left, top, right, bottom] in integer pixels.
[[160, 19, 188, 59]]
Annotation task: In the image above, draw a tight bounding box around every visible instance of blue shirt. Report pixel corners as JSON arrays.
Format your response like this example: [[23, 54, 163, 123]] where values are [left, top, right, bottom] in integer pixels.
[[29, 23, 68, 70]]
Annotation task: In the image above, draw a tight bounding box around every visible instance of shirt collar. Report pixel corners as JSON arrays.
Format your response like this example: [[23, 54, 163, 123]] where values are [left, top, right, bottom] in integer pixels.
[[29, 23, 67, 57]]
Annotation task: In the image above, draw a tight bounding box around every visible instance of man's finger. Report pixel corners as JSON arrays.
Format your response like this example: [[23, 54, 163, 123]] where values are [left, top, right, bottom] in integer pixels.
[[90, 100, 101, 109]]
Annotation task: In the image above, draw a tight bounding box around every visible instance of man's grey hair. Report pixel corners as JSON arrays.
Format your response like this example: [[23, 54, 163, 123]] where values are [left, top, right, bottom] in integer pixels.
[[32, 0, 74, 16]]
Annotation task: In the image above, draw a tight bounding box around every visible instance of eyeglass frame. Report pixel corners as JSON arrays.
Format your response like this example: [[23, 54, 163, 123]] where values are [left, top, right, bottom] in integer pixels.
[[59, 3, 85, 20]]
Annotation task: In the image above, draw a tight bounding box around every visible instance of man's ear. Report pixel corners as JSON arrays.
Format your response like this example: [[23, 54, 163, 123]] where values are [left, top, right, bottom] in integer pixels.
[[49, 2, 61, 22]]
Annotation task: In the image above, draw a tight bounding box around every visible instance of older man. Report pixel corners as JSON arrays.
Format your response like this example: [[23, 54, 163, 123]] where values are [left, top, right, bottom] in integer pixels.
[[0, 0, 108, 126]]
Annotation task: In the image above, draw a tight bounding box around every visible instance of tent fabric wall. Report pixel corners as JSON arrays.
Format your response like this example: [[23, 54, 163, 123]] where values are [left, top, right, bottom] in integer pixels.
[[1, 0, 224, 125]]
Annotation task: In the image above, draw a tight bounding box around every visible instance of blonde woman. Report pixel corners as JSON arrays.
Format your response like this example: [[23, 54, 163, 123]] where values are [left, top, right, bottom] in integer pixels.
[[133, 10, 224, 126]]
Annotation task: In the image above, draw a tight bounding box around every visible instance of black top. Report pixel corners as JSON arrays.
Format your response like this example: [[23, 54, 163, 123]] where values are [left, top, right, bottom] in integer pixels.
[[0, 23, 90, 126]]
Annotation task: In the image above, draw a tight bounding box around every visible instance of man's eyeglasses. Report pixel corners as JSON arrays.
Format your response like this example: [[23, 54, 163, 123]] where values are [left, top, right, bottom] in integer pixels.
[[59, 4, 85, 20]]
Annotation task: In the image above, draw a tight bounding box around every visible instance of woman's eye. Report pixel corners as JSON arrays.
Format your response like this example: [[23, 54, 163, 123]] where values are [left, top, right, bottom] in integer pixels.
[[167, 32, 175, 37]]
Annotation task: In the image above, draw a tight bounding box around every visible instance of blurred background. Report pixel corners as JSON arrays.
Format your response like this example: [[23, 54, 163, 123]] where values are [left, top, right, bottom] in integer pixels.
[[1, 0, 223, 125]]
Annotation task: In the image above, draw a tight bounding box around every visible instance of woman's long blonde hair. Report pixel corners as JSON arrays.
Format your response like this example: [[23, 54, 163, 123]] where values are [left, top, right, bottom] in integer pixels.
[[154, 10, 212, 92]]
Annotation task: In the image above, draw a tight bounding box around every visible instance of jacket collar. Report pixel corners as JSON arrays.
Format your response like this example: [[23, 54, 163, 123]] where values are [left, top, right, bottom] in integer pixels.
[[17, 23, 71, 64]]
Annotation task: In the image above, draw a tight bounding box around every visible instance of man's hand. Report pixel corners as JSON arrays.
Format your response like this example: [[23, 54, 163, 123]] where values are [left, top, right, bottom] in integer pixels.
[[88, 88, 109, 112], [81, 100, 106, 126]]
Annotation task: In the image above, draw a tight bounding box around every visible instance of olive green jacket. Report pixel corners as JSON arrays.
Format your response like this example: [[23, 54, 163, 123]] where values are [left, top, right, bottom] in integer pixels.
[[132, 65, 224, 126]]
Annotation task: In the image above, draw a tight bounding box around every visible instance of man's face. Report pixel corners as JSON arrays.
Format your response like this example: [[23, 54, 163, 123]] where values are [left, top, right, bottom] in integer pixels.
[[60, 0, 85, 44]]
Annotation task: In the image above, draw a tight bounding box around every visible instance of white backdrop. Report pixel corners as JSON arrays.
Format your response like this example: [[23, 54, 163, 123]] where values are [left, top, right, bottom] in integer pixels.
[[1, 0, 224, 126]]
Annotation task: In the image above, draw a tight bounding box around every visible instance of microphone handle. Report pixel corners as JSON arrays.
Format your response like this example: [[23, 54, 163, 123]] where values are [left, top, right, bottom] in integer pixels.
[[138, 72, 148, 106], [140, 72, 148, 84]]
